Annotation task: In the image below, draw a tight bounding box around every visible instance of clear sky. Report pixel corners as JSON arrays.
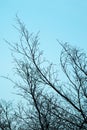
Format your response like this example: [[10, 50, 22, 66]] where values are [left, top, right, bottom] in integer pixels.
[[0, 0, 87, 102]]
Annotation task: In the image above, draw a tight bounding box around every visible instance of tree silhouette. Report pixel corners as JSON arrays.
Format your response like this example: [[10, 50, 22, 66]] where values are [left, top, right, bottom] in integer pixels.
[[4, 18, 87, 129]]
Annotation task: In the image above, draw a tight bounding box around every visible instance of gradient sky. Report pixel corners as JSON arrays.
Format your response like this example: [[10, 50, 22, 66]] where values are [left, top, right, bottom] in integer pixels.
[[0, 0, 87, 102]]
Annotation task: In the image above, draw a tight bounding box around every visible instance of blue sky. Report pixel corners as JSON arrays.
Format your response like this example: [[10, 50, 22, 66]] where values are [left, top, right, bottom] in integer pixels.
[[0, 0, 87, 101]]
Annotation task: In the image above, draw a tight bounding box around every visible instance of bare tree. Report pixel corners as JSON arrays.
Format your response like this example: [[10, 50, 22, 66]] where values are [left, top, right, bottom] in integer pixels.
[[59, 42, 87, 129], [6, 17, 87, 129], [0, 100, 17, 130]]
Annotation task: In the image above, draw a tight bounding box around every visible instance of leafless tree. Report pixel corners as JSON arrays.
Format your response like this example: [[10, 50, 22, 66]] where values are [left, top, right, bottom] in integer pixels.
[[0, 100, 17, 130], [59, 42, 87, 129], [6, 17, 87, 129]]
